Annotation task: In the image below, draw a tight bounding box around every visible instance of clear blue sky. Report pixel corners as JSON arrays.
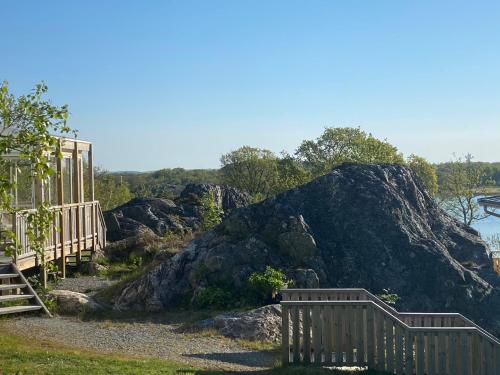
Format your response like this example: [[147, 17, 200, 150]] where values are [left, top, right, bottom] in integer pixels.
[[2, 1, 500, 171]]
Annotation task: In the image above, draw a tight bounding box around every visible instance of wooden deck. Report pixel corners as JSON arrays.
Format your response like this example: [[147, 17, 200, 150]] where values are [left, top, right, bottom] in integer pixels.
[[281, 288, 500, 374], [478, 195, 500, 218], [4, 201, 106, 271]]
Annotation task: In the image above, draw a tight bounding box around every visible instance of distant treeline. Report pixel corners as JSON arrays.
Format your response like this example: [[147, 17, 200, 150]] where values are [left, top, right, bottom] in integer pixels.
[[112, 161, 500, 200], [116, 168, 221, 199], [436, 162, 500, 188], [99, 127, 500, 214]]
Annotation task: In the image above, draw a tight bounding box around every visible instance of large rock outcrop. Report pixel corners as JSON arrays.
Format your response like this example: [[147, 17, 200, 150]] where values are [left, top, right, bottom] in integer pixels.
[[104, 184, 250, 241], [115, 163, 500, 333]]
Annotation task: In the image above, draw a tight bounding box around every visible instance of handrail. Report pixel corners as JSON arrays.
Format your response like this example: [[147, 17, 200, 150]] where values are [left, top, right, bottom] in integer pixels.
[[281, 288, 500, 346]]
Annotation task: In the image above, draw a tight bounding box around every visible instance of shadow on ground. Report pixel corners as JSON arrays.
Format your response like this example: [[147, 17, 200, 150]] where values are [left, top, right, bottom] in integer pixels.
[[183, 352, 275, 368]]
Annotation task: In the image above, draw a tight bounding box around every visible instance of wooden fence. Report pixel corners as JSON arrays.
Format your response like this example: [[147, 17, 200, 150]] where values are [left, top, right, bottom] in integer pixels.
[[10, 201, 106, 270], [281, 289, 500, 374]]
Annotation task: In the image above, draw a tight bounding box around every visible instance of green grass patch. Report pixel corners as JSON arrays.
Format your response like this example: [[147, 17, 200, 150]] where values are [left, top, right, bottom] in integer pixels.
[[0, 327, 197, 375]]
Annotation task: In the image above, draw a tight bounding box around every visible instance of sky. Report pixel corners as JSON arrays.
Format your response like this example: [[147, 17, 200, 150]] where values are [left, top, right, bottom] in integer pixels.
[[2, 1, 500, 171]]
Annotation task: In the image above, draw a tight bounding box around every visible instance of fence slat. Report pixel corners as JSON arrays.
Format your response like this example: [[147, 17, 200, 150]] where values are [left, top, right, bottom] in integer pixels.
[[405, 331, 414, 375], [292, 306, 300, 364], [395, 324, 404, 374], [417, 333, 424, 375], [303, 306, 311, 364], [356, 305, 365, 366], [312, 305, 322, 365], [345, 306, 354, 365], [437, 332, 446, 375], [281, 305, 289, 365], [386, 318, 394, 373], [449, 332, 457, 375], [376, 309, 385, 371], [366, 305, 375, 369], [324, 305, 332, 364]]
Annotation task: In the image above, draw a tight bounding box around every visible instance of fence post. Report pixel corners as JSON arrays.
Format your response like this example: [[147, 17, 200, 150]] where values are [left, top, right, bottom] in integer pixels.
[[281, 304, 289, 366]]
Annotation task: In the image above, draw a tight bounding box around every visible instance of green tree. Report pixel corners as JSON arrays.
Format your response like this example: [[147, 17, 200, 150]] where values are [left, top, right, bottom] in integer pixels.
[[407, 154, 438, 196], [440, 154, 492, 225], [220, 146, 279, 199], [273, 152, 312, 194], [295, 127, 404, 177], [94, 168, 133, 210], [0, 81, 74, 286]]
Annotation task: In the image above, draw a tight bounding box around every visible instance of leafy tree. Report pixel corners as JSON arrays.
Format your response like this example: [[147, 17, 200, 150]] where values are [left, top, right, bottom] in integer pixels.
[[407, 154, 438, 196], [440, 154, 492, 225], [0, 81, 74, 286], [94, 167, 133, 210], [200, 192, 223, 231], [220, 146, 279, 199], [296, 127, 404, 177], [273, 152, 311, 194]]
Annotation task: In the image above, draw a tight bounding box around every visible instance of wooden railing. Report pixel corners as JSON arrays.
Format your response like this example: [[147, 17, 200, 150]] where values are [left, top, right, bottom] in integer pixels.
[[281, 289, 500, 374], [10, 201, 106, 270]]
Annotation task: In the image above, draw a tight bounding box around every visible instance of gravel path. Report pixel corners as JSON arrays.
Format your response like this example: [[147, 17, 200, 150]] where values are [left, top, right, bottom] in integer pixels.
[[1, 316, 277, 372], [50, 276, 113, 295]]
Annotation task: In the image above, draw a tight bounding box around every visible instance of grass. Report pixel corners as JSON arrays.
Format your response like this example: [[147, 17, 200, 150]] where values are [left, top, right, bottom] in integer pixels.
[[0, 327, 389, 375], [0, 327, 197, 375]]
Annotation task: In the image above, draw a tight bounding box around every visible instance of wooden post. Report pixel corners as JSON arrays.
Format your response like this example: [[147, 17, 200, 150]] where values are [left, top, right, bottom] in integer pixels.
[[88, 144, 97, 253], [56, 141, 66, 279], [72, 141, 82, 266]]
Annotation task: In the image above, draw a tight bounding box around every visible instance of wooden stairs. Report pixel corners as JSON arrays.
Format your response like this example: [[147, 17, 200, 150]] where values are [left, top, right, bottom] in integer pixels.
[[0, 263, 51, 317]]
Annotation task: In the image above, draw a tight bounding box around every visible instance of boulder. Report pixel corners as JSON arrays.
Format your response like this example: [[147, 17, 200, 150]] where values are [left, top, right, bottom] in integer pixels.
[[115, 163, 500, 335], [104, 184, 250, 241], [197, 305, 282, 342], [48, 290, 102, 314]]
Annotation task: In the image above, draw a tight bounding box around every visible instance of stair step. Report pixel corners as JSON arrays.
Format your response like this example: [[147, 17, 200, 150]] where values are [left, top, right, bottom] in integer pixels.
[[0, 273, 18, 279], [0, 305, 41, 315], [0, 283, 26, 291], [0, 294, 34, 302]]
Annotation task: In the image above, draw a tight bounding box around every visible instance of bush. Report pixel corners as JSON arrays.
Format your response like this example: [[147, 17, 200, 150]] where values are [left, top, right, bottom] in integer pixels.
[[248, 266, 289, 304], [195, 286, 234, 309], [200, 192, 223, 231]]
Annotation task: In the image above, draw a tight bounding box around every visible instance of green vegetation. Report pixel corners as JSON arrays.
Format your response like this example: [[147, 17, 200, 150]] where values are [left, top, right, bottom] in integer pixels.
[[439, 154, 492, 225], [121, 168, 220, 199], [295, 127, 405, 177], [0, 328, 197, 375], [0, 81, 74, 287], [377, 289, 401, 306], [407, 154, 439, 196], [200, 192, 223, 230], [219, 127, 437, 200], [248, 266, 289, 304], [195, 286, 234, 309], [93, 167, 133, 210]]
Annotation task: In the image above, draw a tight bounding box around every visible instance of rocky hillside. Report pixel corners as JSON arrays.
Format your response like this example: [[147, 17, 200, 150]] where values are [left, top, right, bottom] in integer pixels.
[[115, 163, 500, 334], [104, 183, 250, 241]]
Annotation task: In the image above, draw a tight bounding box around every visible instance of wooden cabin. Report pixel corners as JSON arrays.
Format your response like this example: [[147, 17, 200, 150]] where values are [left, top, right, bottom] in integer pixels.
[[0, 138, 106, 277]]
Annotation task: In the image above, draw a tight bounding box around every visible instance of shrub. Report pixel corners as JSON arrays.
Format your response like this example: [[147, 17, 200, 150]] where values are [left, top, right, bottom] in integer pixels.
[[248, 266, 289, 304], [377, 288, 400, 305], [195, 286, 234, 309], [200, 192, 223, 231]]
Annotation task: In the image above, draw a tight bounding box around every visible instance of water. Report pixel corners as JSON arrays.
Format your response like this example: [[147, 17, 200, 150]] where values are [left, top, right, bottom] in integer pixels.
[[471, 195, 499, 242], [472, 214, 499, 241]]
